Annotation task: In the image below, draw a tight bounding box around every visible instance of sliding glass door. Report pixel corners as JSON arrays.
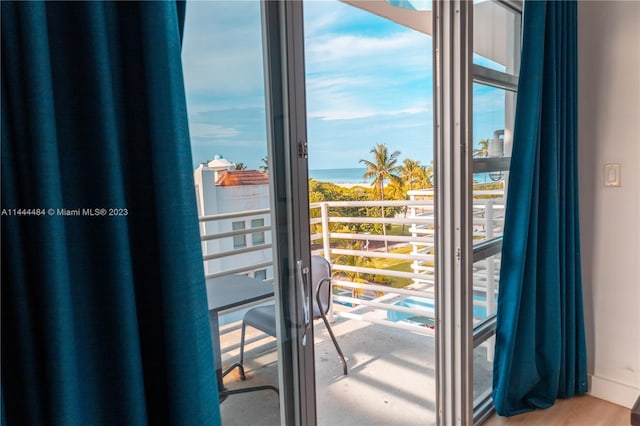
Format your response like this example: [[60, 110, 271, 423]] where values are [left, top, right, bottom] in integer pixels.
[[262, 2, 317, 424], [433, 1, 522, 424], [183, 1, 316, 424], [470, 1, 521, 423], [303, 1, 439, 425], [183, 1, 521, 424]]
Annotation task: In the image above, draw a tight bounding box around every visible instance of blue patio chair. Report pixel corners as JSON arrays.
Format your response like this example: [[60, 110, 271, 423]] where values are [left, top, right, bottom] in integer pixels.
[[236, 255, 348, 380]]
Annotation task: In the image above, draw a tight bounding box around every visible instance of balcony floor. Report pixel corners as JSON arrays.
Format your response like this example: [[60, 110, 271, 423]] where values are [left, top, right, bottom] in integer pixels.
[[218, 312, 492, 425]]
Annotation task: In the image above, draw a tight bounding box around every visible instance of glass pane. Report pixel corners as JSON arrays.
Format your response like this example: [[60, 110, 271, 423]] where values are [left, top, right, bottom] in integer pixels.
[[304, 0, 436, 424], [473, 342, 494, 406], [473, 0, 521, 75], [472, 83, 510, 323], [386, 0, 432, 11], [254, 269, 267, 281], [472, 83, 513, 243], [472, 3, 520, 410], [472, 255, 500, 324], [232, 221, 247, 248], [182, 1, 280, 423], [251, 218, 265, 245]]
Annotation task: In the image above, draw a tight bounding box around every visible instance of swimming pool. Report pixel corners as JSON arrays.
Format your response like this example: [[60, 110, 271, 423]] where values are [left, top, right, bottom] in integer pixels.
[[387, 296, 488, 326]]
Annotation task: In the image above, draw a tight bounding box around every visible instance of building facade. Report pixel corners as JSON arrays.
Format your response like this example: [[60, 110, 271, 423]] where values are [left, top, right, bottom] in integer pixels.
[[193, 156, 272, 282]]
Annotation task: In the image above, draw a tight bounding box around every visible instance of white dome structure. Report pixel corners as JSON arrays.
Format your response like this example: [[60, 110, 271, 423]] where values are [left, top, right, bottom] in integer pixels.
[[207, 154, 234, 172]]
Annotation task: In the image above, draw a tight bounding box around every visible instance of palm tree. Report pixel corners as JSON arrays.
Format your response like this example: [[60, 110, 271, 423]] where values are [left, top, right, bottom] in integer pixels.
[[234, 162, 247, 170], [259, 156, 269, 174], [400, 158, 423, 191], [387, 178, 405, 201], [334, 241, 372, 298], [397, 158, 423, 233], [473, 138, 490, 158], [360, 143, 402, 251], [418, 163, 434, 189]]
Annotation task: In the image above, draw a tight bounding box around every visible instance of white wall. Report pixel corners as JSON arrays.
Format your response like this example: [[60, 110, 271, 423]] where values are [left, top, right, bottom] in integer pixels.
[[216, 185, 272, 275], [194, 166, 272, 279], [578, 0, 640, 408]]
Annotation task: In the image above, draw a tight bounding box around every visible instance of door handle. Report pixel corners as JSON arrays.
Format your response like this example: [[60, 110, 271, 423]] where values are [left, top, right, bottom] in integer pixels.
[[296, 259, 311, 345]]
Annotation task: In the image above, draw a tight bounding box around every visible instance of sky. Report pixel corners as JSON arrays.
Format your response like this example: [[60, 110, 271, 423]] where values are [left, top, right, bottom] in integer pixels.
[[182, 1, 508, 171]]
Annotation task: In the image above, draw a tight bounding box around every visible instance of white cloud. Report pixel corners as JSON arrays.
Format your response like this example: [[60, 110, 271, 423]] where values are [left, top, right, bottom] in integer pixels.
[[183, 49, 264, 95], [188, 122, 239, 140], [305, 76, 376, 119], [307, 75, 375, 90], [473, 87, 506, 112], [305, 72, 432, 121], [303, 3, 346, 36], [307, 31, 424, 61], [182, 0, 438, 169], [303, 6, 433, 122], [309, 104, 431, 121], [182, 2, 265, 95]]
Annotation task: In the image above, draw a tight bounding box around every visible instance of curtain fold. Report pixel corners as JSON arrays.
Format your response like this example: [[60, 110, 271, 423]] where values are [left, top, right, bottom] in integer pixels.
[[1, 2, 221, 425], [492, 0, 588, 416]]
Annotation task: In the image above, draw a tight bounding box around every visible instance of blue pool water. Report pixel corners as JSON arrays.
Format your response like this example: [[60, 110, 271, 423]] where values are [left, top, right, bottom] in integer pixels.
[[387, 296, 487, 324]]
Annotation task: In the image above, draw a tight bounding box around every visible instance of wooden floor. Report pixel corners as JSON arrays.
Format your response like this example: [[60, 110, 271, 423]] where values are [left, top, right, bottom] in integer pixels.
[[485, 395, 630, 425]]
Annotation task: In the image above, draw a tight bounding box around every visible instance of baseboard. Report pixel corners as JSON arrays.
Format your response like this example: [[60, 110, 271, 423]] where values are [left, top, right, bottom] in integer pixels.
[[632, 395, 640, 426], [588, 374, 640, 408]]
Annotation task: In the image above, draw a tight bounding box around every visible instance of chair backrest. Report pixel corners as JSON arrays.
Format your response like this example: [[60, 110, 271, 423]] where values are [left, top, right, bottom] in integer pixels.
[[311, 255, 332, 318]]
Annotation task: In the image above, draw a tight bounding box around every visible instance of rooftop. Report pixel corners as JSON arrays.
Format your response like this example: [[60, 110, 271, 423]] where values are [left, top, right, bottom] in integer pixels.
[[215, 170, 269, 186]]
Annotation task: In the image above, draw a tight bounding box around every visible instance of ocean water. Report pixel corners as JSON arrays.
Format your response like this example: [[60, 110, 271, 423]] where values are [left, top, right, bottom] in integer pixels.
[[309, 168, 503, 185], [309, 168, 372, 184]]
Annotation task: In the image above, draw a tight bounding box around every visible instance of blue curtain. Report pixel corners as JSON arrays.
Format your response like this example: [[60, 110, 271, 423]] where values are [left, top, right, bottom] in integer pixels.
[[492, 0, 588, 416], [1, 2, 221, 425]]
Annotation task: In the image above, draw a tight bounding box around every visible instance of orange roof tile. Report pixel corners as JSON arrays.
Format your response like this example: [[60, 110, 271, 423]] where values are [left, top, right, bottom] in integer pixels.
[[216, 170, 269, 186]]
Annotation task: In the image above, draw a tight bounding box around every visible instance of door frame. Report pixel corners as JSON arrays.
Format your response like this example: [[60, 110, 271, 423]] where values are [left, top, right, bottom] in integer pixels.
[[261, 1, 522, 424], [433, 1, 523, 424], [262, 1, 316, 424], [433, 1, 474, 425]]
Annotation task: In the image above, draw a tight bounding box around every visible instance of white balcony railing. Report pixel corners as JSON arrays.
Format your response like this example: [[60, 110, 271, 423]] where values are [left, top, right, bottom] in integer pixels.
[[199, 208, 273, 281], [199, 188, 505, 336]]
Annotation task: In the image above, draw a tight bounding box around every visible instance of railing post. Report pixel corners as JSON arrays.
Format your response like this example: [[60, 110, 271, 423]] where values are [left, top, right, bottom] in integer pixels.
[[321, 202, 331, 260], [485, 201, 495, 362], [409, 192, 418, 278], [321, 202, 335, 322]]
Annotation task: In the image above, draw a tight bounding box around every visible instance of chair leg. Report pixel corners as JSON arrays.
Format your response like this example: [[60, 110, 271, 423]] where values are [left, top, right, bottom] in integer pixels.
[[319, 310, 348, 376], [223, 321, 248, 381], [223, 384, 279, 398], [237, 321, 247, 380]]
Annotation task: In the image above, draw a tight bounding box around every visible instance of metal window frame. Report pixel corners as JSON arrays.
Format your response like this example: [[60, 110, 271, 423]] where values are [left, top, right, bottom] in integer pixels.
[[473, 315, 497, 348], [232, 220, 247, 248], [473, 238, 503, 262], [472, 65, 519, 92], [472, 157, 511, 174], [496, 0, 523, 15], [433, 1, 474, 424], [262, 1, 315, 424], [260, 0, 523, 423], [251, 218, 266, 245], [469, 1, 522, 422]]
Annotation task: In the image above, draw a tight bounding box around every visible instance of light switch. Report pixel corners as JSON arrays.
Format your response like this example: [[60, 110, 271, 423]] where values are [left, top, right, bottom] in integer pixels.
[[604, 163, 621, 187]]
